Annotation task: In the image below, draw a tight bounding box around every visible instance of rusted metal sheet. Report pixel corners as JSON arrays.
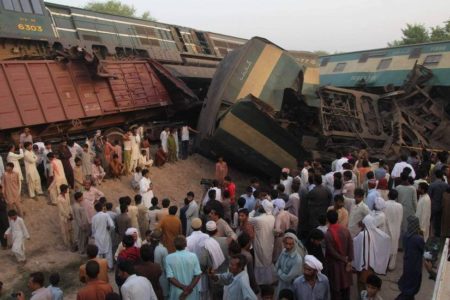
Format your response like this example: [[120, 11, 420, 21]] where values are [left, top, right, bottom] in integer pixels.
[[0, 59, 175, 131]]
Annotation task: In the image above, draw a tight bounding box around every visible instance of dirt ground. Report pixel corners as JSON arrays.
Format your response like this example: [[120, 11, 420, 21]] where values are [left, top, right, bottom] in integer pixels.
[[0, 153, 437, 299], [0, 154, 251, 299]]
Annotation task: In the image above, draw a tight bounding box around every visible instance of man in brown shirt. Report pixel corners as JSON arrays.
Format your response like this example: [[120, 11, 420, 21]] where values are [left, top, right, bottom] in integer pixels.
[[77, 260, 113, 300], [159, 206, 182, 253], [134, 244, 163, 299], [79, 245, 109, 283]]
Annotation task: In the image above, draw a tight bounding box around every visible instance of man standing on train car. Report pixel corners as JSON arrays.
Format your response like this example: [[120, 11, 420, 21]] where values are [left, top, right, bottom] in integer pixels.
[[23, 142, 43, 199]]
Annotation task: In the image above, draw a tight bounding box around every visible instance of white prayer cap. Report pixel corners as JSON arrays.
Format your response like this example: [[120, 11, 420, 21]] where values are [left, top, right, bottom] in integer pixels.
[[125, 227, 138, 236], [261, 200, 273, 214], [374, 197, 386, 211], [206, 221, 217, 232], [282, 168, 290, 174], [304, 255, 323, 272]]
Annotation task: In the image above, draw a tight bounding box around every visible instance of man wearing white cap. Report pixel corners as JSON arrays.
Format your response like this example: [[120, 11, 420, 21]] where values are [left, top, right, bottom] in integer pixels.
[[293, 255, 330, 300], [186, 218, 209, 300], [280, 168, 293, 195], [202, 220, 227, 300], [249, 199, 276, 285]]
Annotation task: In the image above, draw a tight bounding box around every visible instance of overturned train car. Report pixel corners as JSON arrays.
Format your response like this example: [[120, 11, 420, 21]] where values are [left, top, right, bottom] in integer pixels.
[[197, 38, 450, 176], [196, 37, 319, 176]]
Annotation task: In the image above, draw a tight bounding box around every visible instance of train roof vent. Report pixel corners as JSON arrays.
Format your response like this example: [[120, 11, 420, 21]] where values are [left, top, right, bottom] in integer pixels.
[[320, 57, 329, 67], [409, 47, 422, 59], [359, 53, 369, 63]]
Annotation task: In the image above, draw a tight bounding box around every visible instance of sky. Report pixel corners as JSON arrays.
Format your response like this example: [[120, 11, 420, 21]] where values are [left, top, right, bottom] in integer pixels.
[[49, 0, 450, 53]]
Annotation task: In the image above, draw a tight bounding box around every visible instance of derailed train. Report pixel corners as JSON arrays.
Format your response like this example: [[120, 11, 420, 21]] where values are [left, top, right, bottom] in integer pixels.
[[0, 0, 246, 142], [197, 38, 450, 176]]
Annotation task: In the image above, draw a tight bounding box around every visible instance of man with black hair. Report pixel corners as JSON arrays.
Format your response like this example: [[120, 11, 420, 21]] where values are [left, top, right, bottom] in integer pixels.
[[77, 260, 113, 300], [392, 154, 416, 180], [348, 188, 370, 238], [185, 191, 199, 237], [47, 152, 68, 206], [4, 209, 30, 262], [208, 207, 237, 240], [23, 141, 43, 198], [396, 173, 418, 240], [384, 189, 403, 271], [209, 254, 257, 300], [300, 174, 332, 238], [135, 244, 163, 299], [305, 228, 325, 264], [117, 235, 140, 263], [160, 206, 182, 253], [23, 272, 52, 300], [73, 192, 89, 254], [416, 182, 431, 241], [116, 204, 131, 241], [135, 194, 149, 238], [241, 186, 256, 212], [139, 169, 154, 209], [361, 274, 383, 300], [165, 235, 202, 300], [79, 244, 109, 283], [92, 202, 115, 269], [82, 180, 104, 223], [2, 162, 23, 215], [428, 169, 449, 237], [236, 208, 255, 241], [47, 273, 63, 300], [324, 210, 353, 300], [57, 184, 73, 249], [157, 198, 170, 221], [237, 232, 259, 294]]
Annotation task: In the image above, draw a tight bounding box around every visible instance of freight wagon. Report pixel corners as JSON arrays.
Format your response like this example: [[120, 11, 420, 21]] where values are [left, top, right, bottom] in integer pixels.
[[0, 0, 246, 143]]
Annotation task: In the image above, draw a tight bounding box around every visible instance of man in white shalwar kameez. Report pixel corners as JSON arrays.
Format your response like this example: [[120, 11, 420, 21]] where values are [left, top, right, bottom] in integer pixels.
[[23, 142, 43, 198], [249, 199, 276, 285], [187, 218, 214, 300], [139, 169, 154, 209], [47, 153, 68, 205], [4, 210, 30, 262], [130, 131, 141, 173], [91, 202, 115, 269], [353, 214, 391, 275], [160, 127, 169, 153], [416, 182, 431, 241], [185, 193, 199, 237], [384, 190, 403, 270], [7, 145, 24, 191]]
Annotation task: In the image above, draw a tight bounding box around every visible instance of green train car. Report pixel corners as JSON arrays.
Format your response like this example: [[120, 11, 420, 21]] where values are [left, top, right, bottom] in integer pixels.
[[197, 37, 317, 176], [319, 41, 450, 89], [0, 0, 246, 79]]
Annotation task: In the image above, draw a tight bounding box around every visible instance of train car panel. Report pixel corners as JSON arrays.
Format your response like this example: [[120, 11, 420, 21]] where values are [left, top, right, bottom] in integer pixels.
[[0, 0, 53, 40], [320, 41, 450, 88]]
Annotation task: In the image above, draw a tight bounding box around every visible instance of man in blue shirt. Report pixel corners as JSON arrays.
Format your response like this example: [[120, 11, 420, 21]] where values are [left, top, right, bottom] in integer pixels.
[[365, 180, 380, 211], [240, 186, 256, 212], [165, 235, 202, 300], [293, 255, 330, 300]]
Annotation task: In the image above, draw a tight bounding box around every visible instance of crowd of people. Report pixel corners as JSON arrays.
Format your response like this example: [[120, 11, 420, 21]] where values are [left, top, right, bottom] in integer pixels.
[[0, 125, 449, 300]]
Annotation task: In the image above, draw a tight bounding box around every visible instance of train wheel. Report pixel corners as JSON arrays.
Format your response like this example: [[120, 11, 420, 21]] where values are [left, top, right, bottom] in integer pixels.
[[104, 127, 125, 143]]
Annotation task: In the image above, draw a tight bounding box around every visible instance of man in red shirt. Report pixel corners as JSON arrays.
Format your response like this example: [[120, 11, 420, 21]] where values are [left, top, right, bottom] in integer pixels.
[[224, 176, 236, 218]]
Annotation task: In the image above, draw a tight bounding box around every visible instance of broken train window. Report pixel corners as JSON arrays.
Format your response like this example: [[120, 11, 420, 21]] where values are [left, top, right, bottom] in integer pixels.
[[423, 54, 442, 66], [377, 58, 392, 70], [333, 62, 346, 72]]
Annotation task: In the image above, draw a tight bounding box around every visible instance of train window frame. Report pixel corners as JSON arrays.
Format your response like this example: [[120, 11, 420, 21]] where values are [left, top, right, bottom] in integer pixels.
[[2, 0, 43, 14], [423, 54, 442, 66], [377, 58, 392, 70], [409, 47, 422, 59], [320, 57, 329, 67], [333, 62, 347, 72]]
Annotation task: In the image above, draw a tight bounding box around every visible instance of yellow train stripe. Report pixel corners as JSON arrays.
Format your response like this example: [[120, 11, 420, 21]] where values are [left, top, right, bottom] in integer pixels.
[[304, 67, 320, 84], [221, 112, 297, 169], [237, 44, 283, 100]]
